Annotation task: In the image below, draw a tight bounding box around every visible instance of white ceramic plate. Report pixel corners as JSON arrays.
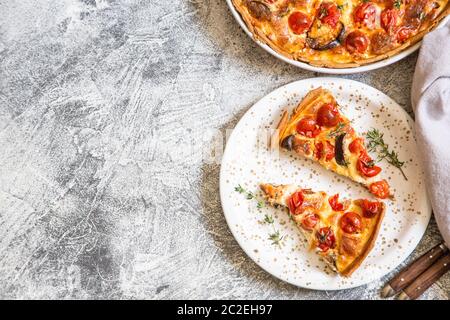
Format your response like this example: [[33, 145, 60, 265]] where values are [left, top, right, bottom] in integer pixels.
[[226, 0, 450, 74], [220, 78, 431, 290]]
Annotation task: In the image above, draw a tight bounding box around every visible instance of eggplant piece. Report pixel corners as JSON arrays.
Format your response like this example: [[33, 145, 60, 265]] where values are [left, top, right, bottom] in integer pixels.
[[281, 135, 295, 151], [306, 21, 345, 51], [334, 133, 347, 166], [246, 0, 271, 20]]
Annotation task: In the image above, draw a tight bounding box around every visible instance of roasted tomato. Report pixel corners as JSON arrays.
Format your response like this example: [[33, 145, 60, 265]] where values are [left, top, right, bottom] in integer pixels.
[[288, 11, 312, 34], [381, 8, 398, 33], [369, 180, 390, 199], [328, 193, 348, 211], [314, 141, 334, 161], [296, 117, 321, 138], [323, 141, 335, 161], [314, 141, 324, 160], [349, 138, 365, 154], [316, 103, 340, 127], [345, 30, 369, 54], [288, 190, 304, 215], [396, 26, 415, 43], [317, 2, 341, 28], [357, 152, 381, 177], [353, 2, 377, 28], [301, 213, 320, 230], [361, 199, 382, 218], [316, 227, 336, 252], [340, 212, 363, 234]]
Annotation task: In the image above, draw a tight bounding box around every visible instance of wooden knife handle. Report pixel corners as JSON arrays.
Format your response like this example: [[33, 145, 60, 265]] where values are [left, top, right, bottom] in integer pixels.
[[400, 252, 450, 300], [388, 243, 448, 293]]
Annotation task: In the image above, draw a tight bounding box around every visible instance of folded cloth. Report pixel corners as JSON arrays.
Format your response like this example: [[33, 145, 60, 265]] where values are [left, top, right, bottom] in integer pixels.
[[411, 18, 450, 247]]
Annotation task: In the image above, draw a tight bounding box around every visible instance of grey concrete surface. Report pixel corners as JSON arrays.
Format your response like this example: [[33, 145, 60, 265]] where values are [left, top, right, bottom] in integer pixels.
[[0, 0, 448, 299]]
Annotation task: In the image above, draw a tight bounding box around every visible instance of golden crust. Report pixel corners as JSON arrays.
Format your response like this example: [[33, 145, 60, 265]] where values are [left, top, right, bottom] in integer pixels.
[[272, 87, 326, 147], [339, 202, 385, 276], [231, 0, 450, 68]]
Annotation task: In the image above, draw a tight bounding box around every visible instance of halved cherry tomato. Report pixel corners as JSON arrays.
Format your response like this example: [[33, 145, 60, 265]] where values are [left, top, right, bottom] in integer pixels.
[[296, 117, 321, 138], [353, 2, 377, 28], [381, 8, 398, 33], [345, 30, 369, 54], [323, 141, 335, 161], [369, 180, 390, 199], [314, 141, 334, 161], [316, 103, 340, 127], [288, 11, 312, 34], [396, 26, 415, 43], [288, 191, 304, 215], [361, 199, 382, 218], [328, 194, 347, 211], [317, 2, 341, 28], [316, 227, 336, 252], [340, 212, 363, 234], [301, 213, 320, 230], [314, 142, 324, 160], [349, 138, 364, 154], [357, 152, 381, 177]]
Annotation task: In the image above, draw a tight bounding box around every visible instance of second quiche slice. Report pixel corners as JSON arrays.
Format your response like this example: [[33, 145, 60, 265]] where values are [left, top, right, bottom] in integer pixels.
[[273, 87, 391, 199], [260, 183, 385, 276]]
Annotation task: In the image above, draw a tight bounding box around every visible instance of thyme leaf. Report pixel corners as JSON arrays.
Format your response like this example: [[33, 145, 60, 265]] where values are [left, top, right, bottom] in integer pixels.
[[264, 214, 274, 224], [269, 230, 284, 246]]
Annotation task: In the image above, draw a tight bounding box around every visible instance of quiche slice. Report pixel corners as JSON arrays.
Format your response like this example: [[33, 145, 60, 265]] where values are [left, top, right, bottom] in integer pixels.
[[273, 87, 391, 199], [260, 183, 385, 276]]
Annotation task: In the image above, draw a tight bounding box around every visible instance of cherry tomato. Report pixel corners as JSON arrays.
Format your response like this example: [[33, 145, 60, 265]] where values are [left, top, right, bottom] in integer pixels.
[[361, 199, 382, 218], [396, 26, 415, 43], [349, 138, 364, 154], [353, 2, 377, 28], [317, 2, 341, 28], [328, 194, 347, 211], [296, 117, 321, 138], [323, 141, 335, 161], [340, 212, 363, 234], [314, 141, 324, 160], [301, 213, 320, 230], [288, 191, 304, 215], [316, 227, 336, 252], [314, 141, 334, 161], [316, 103, 340, 127], [288, 11, 312, 34], [357, 152, 382, 177], [345, 30, 369, 54], [369, 180, 390, 199], [381, 8, 398, 33]]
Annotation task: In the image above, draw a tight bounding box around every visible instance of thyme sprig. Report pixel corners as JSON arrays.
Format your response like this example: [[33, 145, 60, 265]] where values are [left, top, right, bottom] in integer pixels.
[[235, 184, 284, 248], [327, 122, 347, 138], [235, 184, 255, 200], [365, 128, 408, 180]]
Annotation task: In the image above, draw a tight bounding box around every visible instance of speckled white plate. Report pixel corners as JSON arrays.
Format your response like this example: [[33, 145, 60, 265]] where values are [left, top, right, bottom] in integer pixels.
[[220, 77, 431, 290], [226, 0, 450, 74]]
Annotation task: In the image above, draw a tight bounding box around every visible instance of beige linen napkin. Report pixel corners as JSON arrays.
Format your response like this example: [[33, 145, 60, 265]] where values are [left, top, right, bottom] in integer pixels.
[[411, 18, 450, 247]]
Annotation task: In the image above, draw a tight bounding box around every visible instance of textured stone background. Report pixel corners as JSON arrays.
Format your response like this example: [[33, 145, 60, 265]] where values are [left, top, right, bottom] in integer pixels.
[[0, 0, 448, 299]]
